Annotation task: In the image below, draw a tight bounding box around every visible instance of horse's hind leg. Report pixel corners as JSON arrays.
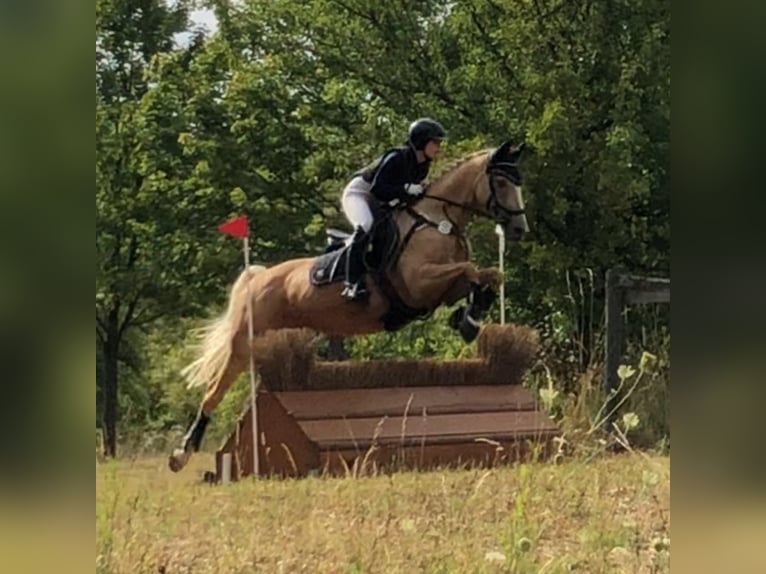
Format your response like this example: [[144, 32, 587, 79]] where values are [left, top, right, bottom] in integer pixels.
[[168, 332, 249, 473]]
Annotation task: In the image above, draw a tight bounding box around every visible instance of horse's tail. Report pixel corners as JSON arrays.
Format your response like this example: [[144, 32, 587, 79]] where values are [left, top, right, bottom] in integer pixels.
[[182, 265, 267, 391]]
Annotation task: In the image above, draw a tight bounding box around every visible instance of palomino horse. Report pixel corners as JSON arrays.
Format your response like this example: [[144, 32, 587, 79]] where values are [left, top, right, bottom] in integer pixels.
[[168, 140, 528, 472]]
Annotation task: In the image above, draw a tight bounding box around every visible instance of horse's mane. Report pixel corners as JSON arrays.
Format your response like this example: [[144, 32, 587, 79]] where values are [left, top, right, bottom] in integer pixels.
[[430, 149, 490, 186]]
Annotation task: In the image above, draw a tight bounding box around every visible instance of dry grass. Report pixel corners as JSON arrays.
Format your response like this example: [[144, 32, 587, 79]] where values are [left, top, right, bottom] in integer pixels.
[[96, 452, 669, 574]]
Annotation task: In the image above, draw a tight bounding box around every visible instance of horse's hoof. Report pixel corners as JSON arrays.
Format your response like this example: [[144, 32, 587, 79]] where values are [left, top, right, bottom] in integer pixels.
[[168, 448, 191, 473], [459, 320, 480, 343]]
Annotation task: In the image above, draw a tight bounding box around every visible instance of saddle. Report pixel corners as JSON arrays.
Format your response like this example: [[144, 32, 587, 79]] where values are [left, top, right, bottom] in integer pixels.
[[309, 211, 431, 331], [310, 213, 399, 286]]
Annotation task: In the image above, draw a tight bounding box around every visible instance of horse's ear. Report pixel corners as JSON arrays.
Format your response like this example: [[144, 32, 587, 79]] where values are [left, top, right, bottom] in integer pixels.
[[489, 140, 514, 164], [507, 142, 525, 163], [496, 140, 515, 158]]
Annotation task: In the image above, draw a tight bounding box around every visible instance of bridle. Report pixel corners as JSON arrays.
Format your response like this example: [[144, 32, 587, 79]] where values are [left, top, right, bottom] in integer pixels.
[[485, 160, 526, 223], [421, 157, 526, 225], [393, 149, 526, 273]]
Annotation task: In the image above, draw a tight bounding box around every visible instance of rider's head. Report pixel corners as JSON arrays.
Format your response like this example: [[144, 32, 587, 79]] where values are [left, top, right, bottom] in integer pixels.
[[408, 118, 446, 160]]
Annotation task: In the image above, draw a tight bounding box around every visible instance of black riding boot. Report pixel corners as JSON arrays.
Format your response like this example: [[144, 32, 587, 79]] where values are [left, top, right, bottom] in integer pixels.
[[341, 226, 370, 302]]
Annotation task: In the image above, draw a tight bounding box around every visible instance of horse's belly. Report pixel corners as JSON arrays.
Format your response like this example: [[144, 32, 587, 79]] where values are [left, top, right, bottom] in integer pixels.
[[281, 280, 389, 336]]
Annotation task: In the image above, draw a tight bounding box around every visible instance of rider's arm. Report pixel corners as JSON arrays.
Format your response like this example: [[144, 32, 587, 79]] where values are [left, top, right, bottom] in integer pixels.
[[369, 151, 412, 203]]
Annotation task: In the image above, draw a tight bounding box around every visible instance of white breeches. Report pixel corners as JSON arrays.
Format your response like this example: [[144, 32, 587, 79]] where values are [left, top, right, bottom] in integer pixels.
[[341, 176, 374, 232]]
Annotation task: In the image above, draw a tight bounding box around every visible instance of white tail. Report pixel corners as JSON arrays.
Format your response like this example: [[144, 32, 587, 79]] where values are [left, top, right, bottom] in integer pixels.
[[182, 265, 266, 390]]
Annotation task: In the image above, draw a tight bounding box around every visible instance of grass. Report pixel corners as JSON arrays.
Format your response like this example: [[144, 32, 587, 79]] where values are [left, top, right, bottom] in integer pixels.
[[96, 451, 669, 574]]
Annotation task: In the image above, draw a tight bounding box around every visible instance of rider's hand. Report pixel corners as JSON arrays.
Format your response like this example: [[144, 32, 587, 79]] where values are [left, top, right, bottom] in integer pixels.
[[405, 184, 425, 197]]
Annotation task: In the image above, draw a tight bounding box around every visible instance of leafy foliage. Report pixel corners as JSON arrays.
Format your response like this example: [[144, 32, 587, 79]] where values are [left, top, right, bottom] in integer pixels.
[[96, 0, 669, 449]]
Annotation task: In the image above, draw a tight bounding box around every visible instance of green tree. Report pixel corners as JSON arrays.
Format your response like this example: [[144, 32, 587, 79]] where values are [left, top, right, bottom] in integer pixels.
[[97, 0, 333, 455], [211, 0, 669, 331], [97, 0, 192, 457], [97, 0, 669, 443]]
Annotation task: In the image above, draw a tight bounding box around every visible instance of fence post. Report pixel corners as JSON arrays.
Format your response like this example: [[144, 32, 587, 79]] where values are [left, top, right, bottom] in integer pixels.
[[604, 267, 626, 429]]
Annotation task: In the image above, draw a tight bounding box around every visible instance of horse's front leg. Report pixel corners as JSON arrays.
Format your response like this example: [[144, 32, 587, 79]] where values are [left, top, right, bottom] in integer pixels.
[[437, 265, 502, 343], [476, 267, 503, 289], [440, 266, 501, 305], [411, 262, 501, 341], [415, 261, 501, 297], [413, 261, 479, 302]]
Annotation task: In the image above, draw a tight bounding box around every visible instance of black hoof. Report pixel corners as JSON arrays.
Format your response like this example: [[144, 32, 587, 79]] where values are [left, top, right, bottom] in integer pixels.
[[202, 471, 217, 484], [459, 321, 480, 343], [185, 411, 210, 452], [475, 285, 496, 310]]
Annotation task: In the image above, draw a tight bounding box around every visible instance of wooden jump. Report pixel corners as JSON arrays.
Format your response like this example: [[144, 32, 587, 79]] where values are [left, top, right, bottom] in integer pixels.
[[215, 324, 559, 480]]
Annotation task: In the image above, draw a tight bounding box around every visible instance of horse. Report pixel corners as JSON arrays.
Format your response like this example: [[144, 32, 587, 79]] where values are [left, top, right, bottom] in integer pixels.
[[168, 140, 529, 472]]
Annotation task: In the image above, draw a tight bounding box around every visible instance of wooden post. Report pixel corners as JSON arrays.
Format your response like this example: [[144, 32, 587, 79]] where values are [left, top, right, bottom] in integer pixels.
[[495, 225, 506, 324], [604, 268, 626, 429], [603, 268, 669, 430]]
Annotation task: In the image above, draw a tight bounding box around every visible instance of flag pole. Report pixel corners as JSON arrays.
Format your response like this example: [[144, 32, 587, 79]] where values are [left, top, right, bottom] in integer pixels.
[[218, 215, 259, 478], [495, 224, 506, 325], [242, 235, 260, 477]]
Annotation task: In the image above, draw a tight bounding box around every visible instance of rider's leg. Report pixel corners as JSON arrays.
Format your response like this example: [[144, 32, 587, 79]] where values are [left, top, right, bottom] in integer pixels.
[[340, 181, 374, 302], [341, 180, 375, 232], [341, 225, 370, 301]]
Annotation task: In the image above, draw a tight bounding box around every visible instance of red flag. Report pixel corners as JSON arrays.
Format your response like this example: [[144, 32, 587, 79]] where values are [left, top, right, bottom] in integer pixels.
[[218, 215, 248, 238]]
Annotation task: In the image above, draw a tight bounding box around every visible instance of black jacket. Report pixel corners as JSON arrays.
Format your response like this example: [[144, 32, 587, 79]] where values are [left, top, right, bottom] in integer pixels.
[[355, 146, 430, 203]]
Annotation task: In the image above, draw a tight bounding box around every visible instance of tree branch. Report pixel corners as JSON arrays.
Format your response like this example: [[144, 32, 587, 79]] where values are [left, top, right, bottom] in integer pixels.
[[537, 213, 567, 244], [118, 295, 140, 340], [530, 0, 560, 61], [580, 117, 614, 141], [96, 314, 108, 343], [327, 0, 379, 26], [131, 309, 166, 329], [125, 234, 139, 270], [466, 1, 522, 89]]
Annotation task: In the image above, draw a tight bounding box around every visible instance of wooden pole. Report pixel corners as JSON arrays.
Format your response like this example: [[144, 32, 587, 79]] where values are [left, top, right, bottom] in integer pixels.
[[243, 237, 260, 477], [604, 267, 626, 429], [495, 224, 506, 324]]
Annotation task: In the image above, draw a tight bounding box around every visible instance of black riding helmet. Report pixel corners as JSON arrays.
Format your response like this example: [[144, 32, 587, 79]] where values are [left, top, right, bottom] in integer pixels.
[[407, 118, 446, 150]]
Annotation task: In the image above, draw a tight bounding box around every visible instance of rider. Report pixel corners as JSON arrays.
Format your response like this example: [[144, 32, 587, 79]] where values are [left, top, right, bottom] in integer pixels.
[[340, 117, 446, 301]]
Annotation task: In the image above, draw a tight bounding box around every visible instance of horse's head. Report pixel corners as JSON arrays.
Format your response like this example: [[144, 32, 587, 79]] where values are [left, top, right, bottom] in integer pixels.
[[480, 141, 529, 241], [423, 140, 530, 241]]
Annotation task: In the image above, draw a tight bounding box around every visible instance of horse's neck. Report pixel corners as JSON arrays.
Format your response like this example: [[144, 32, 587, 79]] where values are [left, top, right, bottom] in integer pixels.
[[423, 154, 486, 228]]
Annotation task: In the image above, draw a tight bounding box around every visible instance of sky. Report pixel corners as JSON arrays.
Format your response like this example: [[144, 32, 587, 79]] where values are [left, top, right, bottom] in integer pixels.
[[174, 7, 219, 46], [190, 7, 218, 33]]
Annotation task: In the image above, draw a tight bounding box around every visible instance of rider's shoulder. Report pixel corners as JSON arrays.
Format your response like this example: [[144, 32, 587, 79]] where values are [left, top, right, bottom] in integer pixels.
[[380, 145, 415, 168], [381, 145, 410, 159]]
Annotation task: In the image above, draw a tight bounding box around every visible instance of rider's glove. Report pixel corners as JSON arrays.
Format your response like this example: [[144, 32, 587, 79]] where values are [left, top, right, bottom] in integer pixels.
[[404, 184, 425, 197]]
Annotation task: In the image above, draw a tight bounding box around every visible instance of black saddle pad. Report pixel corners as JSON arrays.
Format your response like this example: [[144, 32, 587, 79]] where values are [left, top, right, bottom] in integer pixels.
[[309, 213, 400, 287], [310, 248, 348, 286]]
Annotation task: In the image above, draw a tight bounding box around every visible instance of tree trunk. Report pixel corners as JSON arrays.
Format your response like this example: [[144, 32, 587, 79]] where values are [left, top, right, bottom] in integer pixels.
[[101, 311, 121, 458]]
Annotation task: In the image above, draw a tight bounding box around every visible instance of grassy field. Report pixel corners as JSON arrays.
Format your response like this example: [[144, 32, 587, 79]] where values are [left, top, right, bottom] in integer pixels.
[[96, 451, 669, 573]]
